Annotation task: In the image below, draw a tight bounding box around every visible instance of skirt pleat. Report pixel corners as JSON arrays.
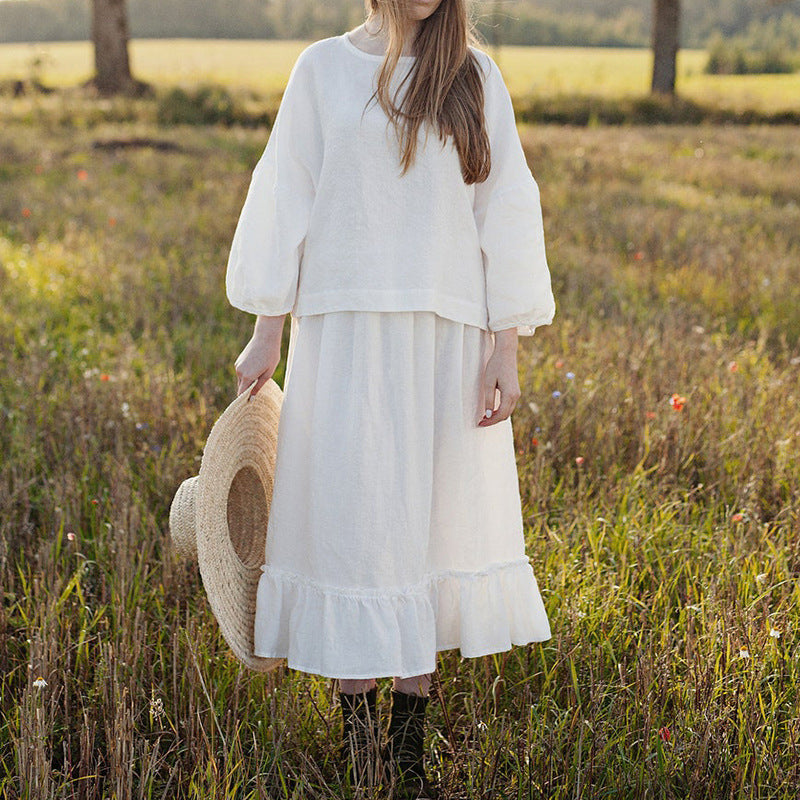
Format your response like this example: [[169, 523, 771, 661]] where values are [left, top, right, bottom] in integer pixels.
[[252, 310, 551, 679]]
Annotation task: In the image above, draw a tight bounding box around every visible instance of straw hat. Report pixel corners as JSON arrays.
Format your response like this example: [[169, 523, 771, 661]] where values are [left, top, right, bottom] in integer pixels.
[[169, 380, 286, 672]]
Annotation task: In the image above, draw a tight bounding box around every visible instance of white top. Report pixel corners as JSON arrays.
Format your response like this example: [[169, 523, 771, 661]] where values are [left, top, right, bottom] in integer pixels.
[[225, 32, 556, 336]]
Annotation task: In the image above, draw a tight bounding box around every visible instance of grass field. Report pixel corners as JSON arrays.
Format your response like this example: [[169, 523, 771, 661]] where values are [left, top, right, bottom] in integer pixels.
[[1, 43, 800, 799], [2, 38, 800, 113]]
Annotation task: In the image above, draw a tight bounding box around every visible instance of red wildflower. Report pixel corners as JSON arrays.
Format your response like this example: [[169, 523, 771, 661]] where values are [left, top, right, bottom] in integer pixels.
[[100, 374, 110, 382], [555, 359, 564, 369], [634, 251, 644, 261], [575, 456, 585, 465], [108, 217, 117, 227], [645, 411, 656, 420], [531, 437, 539, 447], [22, 207, 32, 218], [731, 513, 744, 523], [77, 168, 89, 181], [728, 361, 738, 372], [669, 393, 686, 411], [658, 726, 671, 742]]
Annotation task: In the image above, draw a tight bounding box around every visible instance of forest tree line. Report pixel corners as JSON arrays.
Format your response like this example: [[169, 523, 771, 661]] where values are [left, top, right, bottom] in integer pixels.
[[2, 0, 800, 48]]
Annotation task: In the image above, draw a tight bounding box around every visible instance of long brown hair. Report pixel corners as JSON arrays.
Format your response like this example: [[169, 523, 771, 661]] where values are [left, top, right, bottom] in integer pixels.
[[361, 0, 491, 185]]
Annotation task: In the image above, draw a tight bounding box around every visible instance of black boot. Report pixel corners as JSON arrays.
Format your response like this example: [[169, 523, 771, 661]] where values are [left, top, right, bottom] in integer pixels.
[[382, 689, 438, 799], [338, 685, 383, 789]]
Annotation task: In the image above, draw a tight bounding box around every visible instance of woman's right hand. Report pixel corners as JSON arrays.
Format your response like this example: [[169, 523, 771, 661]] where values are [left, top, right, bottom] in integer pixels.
[[234, 314, 286, 397]]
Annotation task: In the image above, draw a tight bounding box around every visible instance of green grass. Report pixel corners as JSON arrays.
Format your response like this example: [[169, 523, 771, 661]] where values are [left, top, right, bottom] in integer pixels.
[[1, 38, 800, 113], [1, 104, 800, 796]]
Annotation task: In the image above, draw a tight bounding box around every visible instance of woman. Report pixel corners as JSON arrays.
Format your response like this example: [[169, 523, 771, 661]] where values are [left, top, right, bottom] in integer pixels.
[[227, 0, 555, 797]]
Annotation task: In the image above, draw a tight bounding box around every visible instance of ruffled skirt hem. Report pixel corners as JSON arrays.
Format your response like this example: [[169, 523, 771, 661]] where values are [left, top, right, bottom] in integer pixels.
[[252, 555, 552, 679]]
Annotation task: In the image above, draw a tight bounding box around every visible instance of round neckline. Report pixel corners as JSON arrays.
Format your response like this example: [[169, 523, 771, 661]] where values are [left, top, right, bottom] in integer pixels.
[[342, 31, 417, 61]]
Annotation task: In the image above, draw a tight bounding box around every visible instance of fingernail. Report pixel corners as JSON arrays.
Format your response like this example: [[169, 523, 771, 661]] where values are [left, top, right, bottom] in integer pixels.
[[485, 409, 492, 418]]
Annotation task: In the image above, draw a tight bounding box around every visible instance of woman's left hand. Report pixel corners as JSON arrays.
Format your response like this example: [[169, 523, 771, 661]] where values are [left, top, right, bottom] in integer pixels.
[[478, 328, 520, 427]]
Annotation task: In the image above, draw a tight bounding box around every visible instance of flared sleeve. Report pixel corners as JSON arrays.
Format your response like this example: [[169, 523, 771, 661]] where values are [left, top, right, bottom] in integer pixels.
[[225, 49, 322, 317], [473, 55, 556, 336]]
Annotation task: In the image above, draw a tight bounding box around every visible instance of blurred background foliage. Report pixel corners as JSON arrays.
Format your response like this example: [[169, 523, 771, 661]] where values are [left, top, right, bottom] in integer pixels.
[[1, 0, 800, 51]]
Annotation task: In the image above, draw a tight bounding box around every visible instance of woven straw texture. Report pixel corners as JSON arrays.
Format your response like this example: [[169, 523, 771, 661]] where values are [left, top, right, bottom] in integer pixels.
[[169, 476, 198, 559], [174, 380, 286, 672]]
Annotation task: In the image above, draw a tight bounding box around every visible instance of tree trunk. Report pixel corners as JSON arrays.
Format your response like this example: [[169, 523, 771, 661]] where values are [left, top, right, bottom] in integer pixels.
[[651, 0, 680, 95], [91, 0, 133, 94]]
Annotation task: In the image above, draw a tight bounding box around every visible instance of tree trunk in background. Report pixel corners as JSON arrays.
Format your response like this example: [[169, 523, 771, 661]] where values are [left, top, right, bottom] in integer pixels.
[[651, 0, 680, 95], [91, 0, 134, 94]]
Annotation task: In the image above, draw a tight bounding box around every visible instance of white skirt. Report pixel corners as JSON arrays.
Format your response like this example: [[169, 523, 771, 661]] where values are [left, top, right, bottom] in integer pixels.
[[253, 310, 551, 679]]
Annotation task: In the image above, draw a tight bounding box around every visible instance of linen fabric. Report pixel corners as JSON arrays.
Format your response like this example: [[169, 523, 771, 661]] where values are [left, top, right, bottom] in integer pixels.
[[225, 33, 556, 336], [252, 310, 552, 678]]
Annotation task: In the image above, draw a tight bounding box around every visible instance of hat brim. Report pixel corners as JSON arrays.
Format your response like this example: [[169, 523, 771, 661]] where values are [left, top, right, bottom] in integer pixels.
[[195, 381, 285, 672]]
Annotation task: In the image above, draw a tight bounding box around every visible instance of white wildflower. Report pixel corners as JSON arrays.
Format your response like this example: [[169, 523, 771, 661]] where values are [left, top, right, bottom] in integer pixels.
[[149, 694, 165, 721]]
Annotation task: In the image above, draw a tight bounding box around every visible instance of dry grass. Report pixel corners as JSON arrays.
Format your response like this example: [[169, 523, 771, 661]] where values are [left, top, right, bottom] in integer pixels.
[[1, 109, 799, 798]]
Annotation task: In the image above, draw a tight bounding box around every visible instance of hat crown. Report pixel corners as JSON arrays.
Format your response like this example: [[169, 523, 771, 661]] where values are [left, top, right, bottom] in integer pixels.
[[227, 464, 271, 569]]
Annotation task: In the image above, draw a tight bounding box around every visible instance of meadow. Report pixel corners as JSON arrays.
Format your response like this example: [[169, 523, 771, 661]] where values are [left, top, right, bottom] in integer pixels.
[[2, 38, 800, 113], [1, 39, 800, 800]]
